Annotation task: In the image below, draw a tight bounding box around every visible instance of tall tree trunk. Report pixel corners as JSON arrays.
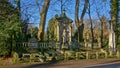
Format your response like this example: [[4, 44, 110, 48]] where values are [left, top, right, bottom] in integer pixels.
[[96, 11, 104, 48], [80, 0, 89, 22], [75, 0, 80, 27], [75, 0, 88, 42], [9, 34, 13, 57], [37, 0, 50, 41], [88, 1, 94, 48], [100, 18, 103, 48]]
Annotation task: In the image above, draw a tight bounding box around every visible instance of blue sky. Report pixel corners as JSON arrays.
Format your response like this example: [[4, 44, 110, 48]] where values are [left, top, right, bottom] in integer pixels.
[[10, 0, 111, 31]]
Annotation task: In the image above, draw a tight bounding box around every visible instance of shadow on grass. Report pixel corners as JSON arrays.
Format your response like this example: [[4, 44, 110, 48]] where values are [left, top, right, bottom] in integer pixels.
[[23, 57, 58, 68]]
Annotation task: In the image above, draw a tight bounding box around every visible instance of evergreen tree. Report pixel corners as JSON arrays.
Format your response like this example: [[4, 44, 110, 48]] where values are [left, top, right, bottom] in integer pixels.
[[0, 0, 21, 57], [110, 0, 119, 45], [47, 15, 58, 41]]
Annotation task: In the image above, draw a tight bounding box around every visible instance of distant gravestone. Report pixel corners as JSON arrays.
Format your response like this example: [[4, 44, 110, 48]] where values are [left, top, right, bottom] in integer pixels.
[[84, 38, 92, 48], [84, 32, 92, 48], [29, 37, 38, 48], [87, 42, 92, 48], [98, 37, 101, 48]]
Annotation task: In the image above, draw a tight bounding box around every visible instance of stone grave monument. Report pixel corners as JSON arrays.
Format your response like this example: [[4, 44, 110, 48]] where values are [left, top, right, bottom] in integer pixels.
[[29, 37, 38, 48]]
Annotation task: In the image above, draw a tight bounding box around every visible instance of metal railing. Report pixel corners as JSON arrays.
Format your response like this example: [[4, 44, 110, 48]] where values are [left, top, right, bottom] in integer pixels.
[[15, 42, 120, 62]]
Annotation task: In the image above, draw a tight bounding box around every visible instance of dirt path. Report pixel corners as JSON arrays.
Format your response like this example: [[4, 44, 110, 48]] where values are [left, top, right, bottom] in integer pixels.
[[0, 59, 120, 68]]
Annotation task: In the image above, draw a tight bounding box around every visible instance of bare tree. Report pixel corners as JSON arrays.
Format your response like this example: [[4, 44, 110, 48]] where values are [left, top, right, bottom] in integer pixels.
[[75, 0, 89, 42], [96, 11, 104, 48], [37, 0, 50, 41], [94, 0, 109, 48], [88, 0, 94, 48]]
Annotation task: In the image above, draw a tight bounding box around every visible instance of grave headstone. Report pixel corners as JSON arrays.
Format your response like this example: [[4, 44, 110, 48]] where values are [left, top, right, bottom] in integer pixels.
[[29, 37, 38, 48]]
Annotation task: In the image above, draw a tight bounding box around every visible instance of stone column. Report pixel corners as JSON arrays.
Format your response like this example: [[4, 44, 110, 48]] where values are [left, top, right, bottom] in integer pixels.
[[69, 24, 72, 43], [57, 22, 59, 41], [109, 23, 116, 56], [62, 36, 65, 49], [84, 39, 87, 47]]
